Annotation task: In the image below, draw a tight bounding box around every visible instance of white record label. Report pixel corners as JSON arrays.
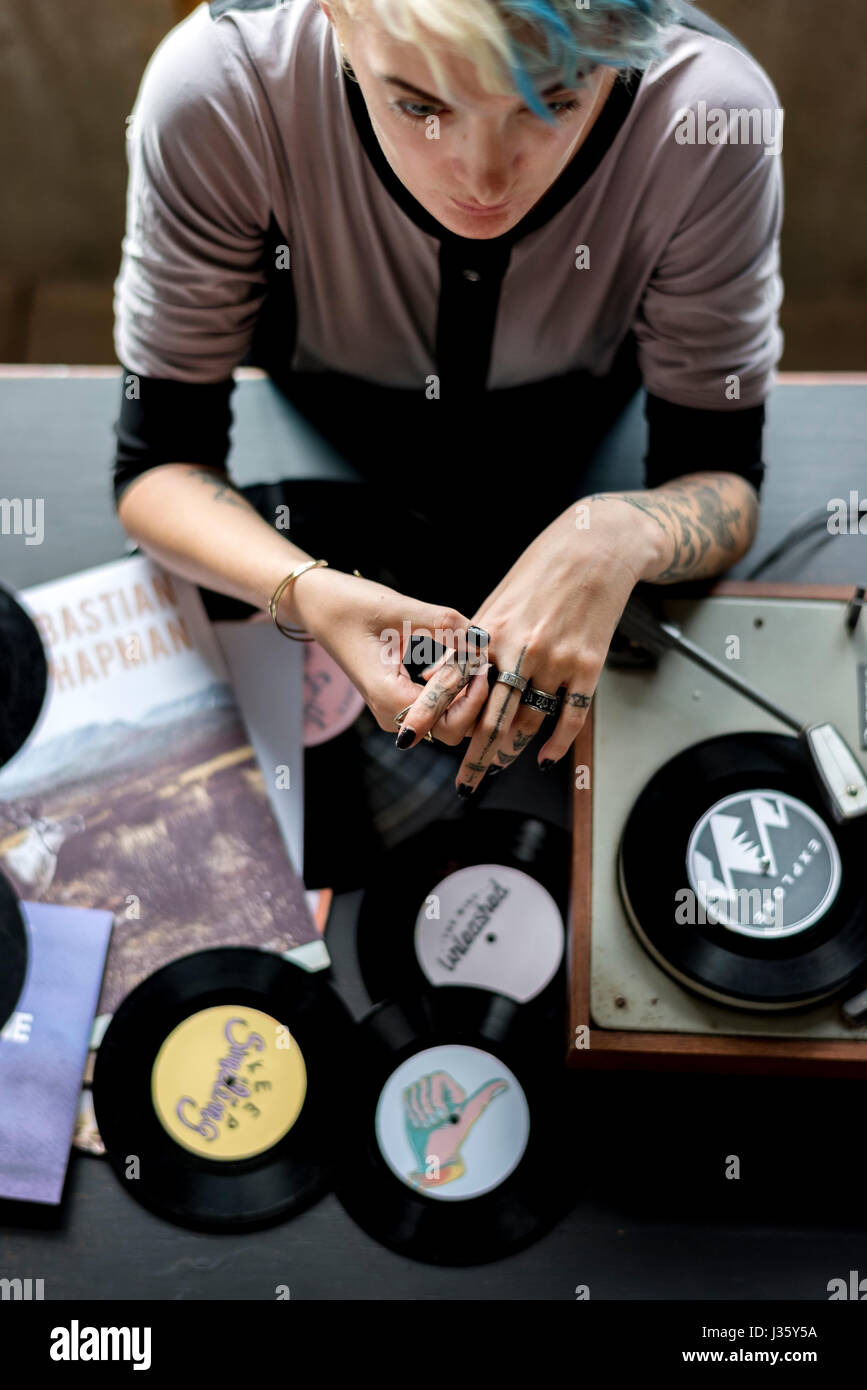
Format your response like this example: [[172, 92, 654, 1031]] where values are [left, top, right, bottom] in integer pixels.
[[413, 864, 564, 1001]]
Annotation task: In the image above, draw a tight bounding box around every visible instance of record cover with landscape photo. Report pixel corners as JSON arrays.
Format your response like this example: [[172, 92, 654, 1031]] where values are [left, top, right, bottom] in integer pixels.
[[0, 554, 329, 1034]]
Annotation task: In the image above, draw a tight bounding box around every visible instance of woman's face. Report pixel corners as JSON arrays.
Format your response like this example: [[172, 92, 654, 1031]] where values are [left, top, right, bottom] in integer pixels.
[[322, 4, 613, 240]]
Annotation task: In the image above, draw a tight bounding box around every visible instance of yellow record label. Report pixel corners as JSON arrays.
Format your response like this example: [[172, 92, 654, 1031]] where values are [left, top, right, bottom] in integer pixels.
[[151, 1005, 306, 1160]]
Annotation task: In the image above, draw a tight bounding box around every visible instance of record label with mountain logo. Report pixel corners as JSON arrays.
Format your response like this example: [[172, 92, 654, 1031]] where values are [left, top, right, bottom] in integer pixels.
[[685, 789, 841, 938], [619, 732, 867, 1010], [151, 1005, 307, 1161]]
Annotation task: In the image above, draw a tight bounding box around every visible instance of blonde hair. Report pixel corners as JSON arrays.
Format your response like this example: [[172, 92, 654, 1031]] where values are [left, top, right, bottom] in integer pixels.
[[331, 0, 672, 119]]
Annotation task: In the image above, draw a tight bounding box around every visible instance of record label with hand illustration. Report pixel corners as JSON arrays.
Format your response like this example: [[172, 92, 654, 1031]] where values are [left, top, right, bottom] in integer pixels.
[[334, 989, 576, 1264], [619, 733, 867, 1010], [92, 946, 355, 1231], [358, 811, 568, 1008], [374, 1044, 529, 1201]]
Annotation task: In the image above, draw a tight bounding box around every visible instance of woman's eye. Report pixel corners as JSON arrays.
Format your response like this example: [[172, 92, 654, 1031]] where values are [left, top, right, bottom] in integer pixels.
[[391, 100, 440, 121], [547, 98, 581, 118], [389, 97, 581, 123]]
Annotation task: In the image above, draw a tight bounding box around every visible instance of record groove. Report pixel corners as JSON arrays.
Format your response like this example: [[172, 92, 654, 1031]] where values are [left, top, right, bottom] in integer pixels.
[[334, 989, 576, 1265], [357, 810, 570, 1011], [619, 733, 867, 1010], [92, 946, 355, 1231], [0, 584, 48, 770], [0, 870, 28, 1033]]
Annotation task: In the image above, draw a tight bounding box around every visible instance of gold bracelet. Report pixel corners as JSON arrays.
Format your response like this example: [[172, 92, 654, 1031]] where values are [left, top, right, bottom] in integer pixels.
[[269, 559, 329, 641], [268, 562, 365, 642]]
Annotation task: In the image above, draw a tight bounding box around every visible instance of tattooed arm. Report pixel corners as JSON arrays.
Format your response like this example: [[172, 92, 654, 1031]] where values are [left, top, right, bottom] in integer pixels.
[[584, 471, 759, 583], [116, 462, 329, 627]]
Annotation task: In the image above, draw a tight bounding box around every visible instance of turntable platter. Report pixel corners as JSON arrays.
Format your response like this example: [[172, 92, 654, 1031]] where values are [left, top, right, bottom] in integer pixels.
[[618, 733, 867, 1011]]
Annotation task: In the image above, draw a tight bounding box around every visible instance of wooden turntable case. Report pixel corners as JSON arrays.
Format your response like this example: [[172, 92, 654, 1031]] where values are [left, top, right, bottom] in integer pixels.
[[566, 581, 867, 1077]]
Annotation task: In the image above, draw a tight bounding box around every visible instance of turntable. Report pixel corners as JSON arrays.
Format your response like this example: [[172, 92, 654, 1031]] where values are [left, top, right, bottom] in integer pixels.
[[567, 581, 867, 1077]]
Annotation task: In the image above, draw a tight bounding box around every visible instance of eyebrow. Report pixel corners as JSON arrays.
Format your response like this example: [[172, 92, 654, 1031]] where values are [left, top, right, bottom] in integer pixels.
[[376, 74, 573, 105]]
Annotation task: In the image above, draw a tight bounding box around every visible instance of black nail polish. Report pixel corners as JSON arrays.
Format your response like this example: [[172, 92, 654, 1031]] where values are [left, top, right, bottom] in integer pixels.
[[539, 759, 554, 773], [457, 782, 474, 799], [396, 727, 415, 749]]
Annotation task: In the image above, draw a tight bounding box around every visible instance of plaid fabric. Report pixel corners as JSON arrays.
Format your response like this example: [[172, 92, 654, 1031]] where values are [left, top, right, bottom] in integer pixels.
[[354, 705, 472, 849]]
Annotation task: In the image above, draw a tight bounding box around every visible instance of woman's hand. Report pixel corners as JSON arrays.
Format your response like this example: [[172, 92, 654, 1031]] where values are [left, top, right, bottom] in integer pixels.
[[392, 498, 667, 791], [288, 566, 492, 742]]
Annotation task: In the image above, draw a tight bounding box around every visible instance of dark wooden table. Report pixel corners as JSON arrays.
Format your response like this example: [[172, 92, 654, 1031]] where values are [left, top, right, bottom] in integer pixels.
[[0, 369, 865, 1300]]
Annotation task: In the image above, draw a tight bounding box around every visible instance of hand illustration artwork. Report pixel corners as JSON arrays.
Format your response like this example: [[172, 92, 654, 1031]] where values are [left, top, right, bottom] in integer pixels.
[[402, 1071, 508, 1189]]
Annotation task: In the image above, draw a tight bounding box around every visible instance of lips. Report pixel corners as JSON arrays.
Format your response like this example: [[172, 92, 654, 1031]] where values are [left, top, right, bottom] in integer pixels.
[[451, 197, 511, 215]]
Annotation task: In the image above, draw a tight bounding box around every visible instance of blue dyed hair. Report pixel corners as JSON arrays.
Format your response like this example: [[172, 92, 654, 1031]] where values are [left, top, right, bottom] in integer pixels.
[[338, 0, 674, 124], [503, 0, 674, 123]]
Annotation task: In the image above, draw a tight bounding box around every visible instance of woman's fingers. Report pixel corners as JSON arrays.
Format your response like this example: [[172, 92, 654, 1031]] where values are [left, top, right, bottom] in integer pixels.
[[454, 677, 548, 792], [426, 663, 493, 745], [364, 599, 474, 735], [452, 653, 600, 791], [534, 673, 598, 766], [392, 643, 487, 748]]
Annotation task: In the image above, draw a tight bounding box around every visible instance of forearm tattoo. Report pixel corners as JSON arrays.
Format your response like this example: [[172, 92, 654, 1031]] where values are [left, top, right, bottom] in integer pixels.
[[588, 473, 758, 582], [186, 466, 252, 510]]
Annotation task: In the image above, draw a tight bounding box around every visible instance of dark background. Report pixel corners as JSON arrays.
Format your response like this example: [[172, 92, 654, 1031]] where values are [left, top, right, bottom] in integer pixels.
[[0, 0, 864, 369]]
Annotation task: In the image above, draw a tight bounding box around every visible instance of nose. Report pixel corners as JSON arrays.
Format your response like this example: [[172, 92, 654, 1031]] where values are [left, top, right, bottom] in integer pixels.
[[456, 126, 514, 205]]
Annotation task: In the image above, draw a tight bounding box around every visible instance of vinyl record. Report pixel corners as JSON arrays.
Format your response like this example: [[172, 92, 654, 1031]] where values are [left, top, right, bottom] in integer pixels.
[[357, 810, 569, 1010], [92, 946, 355, 1231], [0, 869, 28, 1033], [0, 583, 48, 770], [334, 989, 576, 1265], [619, 732, 867, 1010]]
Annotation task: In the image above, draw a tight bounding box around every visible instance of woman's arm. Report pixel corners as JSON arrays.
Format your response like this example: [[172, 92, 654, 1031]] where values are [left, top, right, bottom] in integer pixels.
[[116, 463, 328, 629], [585, 471, 759, 583], [393, 470, 760, 784]]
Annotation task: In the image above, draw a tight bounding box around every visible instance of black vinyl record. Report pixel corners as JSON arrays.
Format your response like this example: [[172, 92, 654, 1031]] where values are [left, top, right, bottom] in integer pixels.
[[619, 732, 867, 1010], [92, 946, 355, 1232], [0, 869, 28, 1033], [334, 988, 576, 1266], [357, 810, 570, 1013], [0, 583, 48, 770]]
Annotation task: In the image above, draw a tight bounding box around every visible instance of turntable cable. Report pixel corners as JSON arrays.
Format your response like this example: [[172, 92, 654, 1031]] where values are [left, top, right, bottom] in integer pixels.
[[617, 594, 867, 825], [745, 500, 866, 585]]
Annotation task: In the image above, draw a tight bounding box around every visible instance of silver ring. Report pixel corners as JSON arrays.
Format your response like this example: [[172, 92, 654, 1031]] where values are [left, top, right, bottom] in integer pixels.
[[494, 670, 529, 694], [521, 686, 562, 716]]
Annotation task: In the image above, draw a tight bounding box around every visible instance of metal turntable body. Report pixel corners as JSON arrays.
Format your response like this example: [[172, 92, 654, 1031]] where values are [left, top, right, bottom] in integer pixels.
[[589, 590, 867, 1041]]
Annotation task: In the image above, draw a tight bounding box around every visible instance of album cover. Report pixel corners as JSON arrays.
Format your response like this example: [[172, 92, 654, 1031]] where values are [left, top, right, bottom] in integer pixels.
[[0, 900, 113, 1205], [0, 555, 330, 1035]]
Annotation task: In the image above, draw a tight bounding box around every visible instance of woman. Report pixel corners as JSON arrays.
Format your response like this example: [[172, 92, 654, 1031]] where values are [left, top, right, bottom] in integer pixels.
[[112, 0, 782, 796]]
